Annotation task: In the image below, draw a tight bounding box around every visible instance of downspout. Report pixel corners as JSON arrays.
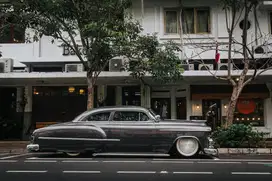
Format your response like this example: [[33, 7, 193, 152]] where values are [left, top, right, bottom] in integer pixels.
[[178, 0, 185, 63]]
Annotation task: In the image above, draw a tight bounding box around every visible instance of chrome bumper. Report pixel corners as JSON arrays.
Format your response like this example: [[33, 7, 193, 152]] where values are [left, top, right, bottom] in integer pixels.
[[26, 144, 39, 152], [204, 148, 218, 156]]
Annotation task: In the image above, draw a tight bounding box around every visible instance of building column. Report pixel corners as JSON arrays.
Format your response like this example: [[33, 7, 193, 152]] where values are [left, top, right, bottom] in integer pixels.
[[145, 85, 151, 108], [115, 86, 122, 105], [141, 84, 145, 107], [186, 85, 192, 120], [17, 86, 32, 140], [171, 87, 176, 119]]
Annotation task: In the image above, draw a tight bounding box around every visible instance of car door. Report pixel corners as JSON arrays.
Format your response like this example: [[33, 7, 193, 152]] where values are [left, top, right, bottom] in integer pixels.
[[111, 110, 157, 152]]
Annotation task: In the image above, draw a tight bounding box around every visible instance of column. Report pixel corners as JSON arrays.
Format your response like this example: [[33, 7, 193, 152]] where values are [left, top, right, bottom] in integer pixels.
[[186, 85, 192, 120], [115, 86, 122, 105], [97, 85, 107, 106], [170, 87, 176, 119], [17, 86, 32, 140], [145, 85, 151, 108], [141, 84, 145, 107]]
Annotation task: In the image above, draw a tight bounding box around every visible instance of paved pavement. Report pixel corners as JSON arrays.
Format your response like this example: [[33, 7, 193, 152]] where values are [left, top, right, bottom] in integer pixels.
[[0, 153, 272, 181]]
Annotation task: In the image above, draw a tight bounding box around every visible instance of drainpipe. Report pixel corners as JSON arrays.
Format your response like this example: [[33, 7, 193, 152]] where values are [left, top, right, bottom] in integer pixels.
[[141, 0, 144, 26], [178, 0, 184, 63]]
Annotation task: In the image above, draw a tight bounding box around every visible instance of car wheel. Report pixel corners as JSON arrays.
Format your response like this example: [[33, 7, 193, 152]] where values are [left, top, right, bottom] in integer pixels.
[[65, 152, 81, 157], [175, 137, 199, 157]]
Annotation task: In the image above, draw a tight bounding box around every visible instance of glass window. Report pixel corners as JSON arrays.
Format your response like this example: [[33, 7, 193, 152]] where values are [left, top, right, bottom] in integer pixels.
[[182, 7, 210, 34], [233, 99, 264, 126], [165, 10, 178, 34], [113, 111, 140, 121], [140, 112, 149, 121], [86, 112, 111, 121]]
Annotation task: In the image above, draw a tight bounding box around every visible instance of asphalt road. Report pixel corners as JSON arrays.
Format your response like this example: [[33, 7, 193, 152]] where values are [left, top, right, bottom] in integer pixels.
[[0, 153, 272, 181]]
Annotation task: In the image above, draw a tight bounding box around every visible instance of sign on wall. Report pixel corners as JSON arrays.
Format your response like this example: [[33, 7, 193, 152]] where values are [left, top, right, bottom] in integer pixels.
[[62, 44, 87, 56]]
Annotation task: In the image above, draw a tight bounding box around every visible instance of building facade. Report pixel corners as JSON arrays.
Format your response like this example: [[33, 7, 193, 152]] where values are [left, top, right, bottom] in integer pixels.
[[0, 0, 272, 140]]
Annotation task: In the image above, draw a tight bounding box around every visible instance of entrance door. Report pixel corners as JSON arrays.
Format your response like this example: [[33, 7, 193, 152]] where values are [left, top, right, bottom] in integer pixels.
[[176, 97, 187, 119], [122, 86, 141, 106], [151, 98, 171, 119], [202, 99, 221, 129]]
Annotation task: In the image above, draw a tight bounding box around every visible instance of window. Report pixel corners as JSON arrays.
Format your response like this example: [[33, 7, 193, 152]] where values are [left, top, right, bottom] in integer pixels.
[[164, 7, 210, 34], [164, 10, 178, 34], [113, 111, 149, 121], [182, 8, 210, 34], [233, 99, 264, 126], [86, 112, 111, 121]]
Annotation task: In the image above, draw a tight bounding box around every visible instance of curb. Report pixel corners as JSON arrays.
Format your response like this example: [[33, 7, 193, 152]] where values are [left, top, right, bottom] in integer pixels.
[[218, 148, 272, 155]]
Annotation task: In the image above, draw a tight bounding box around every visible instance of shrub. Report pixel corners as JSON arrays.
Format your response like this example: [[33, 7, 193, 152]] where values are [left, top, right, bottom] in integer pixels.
[[211, 124, 267, 148]]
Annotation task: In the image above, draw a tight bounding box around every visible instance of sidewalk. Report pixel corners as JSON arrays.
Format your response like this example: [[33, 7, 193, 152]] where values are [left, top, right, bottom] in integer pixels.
[[0, 141, 28, 154]]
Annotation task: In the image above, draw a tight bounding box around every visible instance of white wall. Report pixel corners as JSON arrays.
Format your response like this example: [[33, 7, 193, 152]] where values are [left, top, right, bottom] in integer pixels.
[[1, 0, 272, 65]]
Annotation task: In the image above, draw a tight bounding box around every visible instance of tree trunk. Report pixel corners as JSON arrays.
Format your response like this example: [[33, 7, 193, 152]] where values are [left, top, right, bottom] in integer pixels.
[[225, 86, 238, 128], [87, 75, 94, 110]]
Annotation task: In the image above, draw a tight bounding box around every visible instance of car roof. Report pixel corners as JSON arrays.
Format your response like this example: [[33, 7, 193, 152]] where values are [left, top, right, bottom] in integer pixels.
[[88, 106, 148, 113]]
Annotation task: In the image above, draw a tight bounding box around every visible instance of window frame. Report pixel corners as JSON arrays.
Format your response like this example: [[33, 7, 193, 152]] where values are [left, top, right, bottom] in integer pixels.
[[163, 7, 211, 35], [83, 111, 112, 122], [112, 110, 150, 122]]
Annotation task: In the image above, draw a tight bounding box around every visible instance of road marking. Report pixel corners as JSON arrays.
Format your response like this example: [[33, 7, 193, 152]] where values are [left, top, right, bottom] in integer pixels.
[[6, 170, 48, 173], [160, 171, 168, 174], [63, 171, 101, 174], [231, 172, 271, 175], [173, 172, 213, 174], [0, 153, 32, 160], [0, 160, 17, 163], [248, 162, 272, 165], [102, 160, 146, 163], [198, 161, 241, 164], [62, 160, 99, 163], [151, 161, 194, 164], [24, 160, 57, 163], [117, 171, 156, 174]]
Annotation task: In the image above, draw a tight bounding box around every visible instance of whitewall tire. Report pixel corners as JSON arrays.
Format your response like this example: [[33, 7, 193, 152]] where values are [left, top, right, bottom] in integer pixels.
[[66, 152, 81, 157], [175, 137, 199, 157]]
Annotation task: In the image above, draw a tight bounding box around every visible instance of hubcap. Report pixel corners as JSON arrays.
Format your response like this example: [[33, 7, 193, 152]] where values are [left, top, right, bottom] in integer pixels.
[[176, 138, 199, 157]]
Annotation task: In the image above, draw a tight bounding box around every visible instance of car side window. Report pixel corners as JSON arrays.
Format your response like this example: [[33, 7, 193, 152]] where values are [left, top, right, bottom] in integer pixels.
[[140, 112, 149, 121], [86, 112, 111, 121], [113, 111, 139, 121]]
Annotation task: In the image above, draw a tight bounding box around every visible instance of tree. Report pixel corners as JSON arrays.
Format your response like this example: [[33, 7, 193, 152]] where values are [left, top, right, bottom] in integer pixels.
[[179, 0, 272, 127], [16, 0, 183, 109]]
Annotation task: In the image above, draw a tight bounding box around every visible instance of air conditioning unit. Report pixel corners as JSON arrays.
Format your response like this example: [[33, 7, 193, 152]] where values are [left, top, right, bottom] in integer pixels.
[[0, 58, 14, 73], [198, 64, 214, 70], [65, 64, 84, 72], [181, 64, 194, 70], [253, 45, 269, 59], [109, 59, 124, 72], [217, 63, 233, 70]]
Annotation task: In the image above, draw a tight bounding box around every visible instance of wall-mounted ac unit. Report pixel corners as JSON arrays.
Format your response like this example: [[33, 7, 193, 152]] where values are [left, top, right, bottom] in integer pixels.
[[253, 45, 269, 59], [65, 64, 84, 72], [0, 58, 14, 73], [181, 64, 194, 70], [198, 64, 214, 70], [109, 59, 124, 72], [217, 63, 233, 70]]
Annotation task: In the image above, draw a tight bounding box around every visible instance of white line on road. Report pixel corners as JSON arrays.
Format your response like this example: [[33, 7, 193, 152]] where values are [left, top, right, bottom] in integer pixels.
[[197, 162, 241, 164], [231, 172, 271, 175], [248, 162, 272, 165], [24, 160, 57, 163], [102, 160, 146, 163], [63, 171, 101, 174], [117, 171, 156, 174], [0, 160, 18, 163], [62, 160, 99, 163], [0, 153, 32, 160], [151, 161, 194, 164], [173, 172, 213, 174], [6, 170, 48, 173]]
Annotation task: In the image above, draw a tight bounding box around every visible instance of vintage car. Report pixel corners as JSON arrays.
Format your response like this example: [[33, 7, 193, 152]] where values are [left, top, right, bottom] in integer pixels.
[[27, 106, 217, 157]]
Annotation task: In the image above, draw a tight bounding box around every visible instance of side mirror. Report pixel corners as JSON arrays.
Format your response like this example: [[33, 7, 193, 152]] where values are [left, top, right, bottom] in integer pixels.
[[154, 115, 160, 122]]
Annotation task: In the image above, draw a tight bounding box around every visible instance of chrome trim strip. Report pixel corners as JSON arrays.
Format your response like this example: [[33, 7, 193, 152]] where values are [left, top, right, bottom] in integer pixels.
[[38, 137, 120, 142]]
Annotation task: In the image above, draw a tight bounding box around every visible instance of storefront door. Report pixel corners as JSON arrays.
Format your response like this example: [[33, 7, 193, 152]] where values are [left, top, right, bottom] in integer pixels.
[[151, 98, 171, 119], [176, 97, 187, 119], [202, 99, 221, 129]]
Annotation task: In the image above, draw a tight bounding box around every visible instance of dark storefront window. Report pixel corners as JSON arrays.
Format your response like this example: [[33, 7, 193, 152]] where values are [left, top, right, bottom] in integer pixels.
[[233, 99, 264, 126], [122, 86, 141, 106], [32, 86, 91, 125]]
